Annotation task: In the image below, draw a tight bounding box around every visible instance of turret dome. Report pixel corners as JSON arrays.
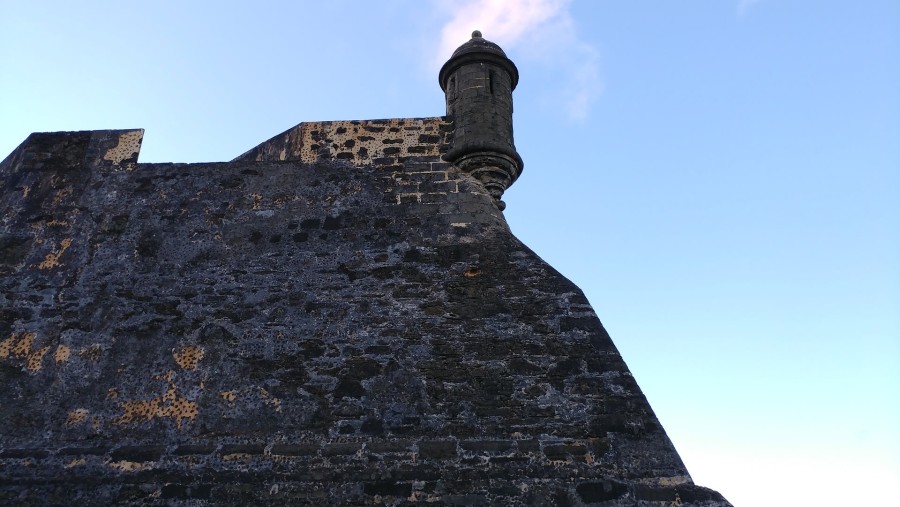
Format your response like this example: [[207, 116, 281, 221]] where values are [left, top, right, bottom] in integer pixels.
[[439, 31, 519, 91], [450, 30, 509, 59]]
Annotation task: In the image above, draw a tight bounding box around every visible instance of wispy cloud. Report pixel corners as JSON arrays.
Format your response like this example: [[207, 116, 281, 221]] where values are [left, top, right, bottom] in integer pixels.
[[434, 0, 567, 65], [429, 0, 601, 123], [738, 0, 763, 17]]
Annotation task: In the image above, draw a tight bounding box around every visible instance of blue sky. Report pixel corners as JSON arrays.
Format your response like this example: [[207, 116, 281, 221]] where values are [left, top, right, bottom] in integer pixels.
[[2, 1, 898, 504]]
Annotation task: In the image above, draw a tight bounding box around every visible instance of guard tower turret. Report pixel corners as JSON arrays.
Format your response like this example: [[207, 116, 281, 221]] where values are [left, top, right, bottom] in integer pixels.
[[439, 31, 524, 210]]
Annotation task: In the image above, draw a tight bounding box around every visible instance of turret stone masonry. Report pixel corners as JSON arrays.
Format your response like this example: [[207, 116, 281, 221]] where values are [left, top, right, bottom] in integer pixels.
[[439, 30, 523, 211], [0, 33, 730, 506]]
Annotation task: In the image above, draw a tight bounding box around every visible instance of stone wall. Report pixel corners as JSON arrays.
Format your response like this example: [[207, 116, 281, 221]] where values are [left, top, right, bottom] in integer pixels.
[[233, 117, 452, 165], [0, 130, 730, 505]]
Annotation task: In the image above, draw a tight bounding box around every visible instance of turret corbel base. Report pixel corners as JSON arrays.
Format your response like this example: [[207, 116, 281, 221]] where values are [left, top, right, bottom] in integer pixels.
[[453, 151, 521, 211]]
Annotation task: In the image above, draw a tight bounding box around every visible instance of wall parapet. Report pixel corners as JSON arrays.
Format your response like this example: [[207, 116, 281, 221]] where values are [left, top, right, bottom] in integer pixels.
[[233, 117, 453, 165]]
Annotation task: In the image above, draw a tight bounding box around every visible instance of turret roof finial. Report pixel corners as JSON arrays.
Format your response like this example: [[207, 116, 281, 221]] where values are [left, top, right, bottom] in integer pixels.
[[441, 31, 517, 89]]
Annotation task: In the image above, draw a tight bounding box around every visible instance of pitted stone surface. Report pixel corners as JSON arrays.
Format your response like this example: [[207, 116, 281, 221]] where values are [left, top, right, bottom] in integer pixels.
[[0, 31, 730, 504], [0, 131, 731, 505], [233, 117, 452, 164]]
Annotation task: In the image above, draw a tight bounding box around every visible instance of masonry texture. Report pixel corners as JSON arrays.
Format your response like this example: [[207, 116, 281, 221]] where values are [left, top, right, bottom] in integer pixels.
[[0, 34, 730, 507]]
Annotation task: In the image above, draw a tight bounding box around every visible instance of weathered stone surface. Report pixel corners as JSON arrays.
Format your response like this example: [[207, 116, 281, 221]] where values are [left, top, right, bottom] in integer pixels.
[[0, 33, 730, 507], [0, 127, 729, 506], [233, 117, 451, 165]]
